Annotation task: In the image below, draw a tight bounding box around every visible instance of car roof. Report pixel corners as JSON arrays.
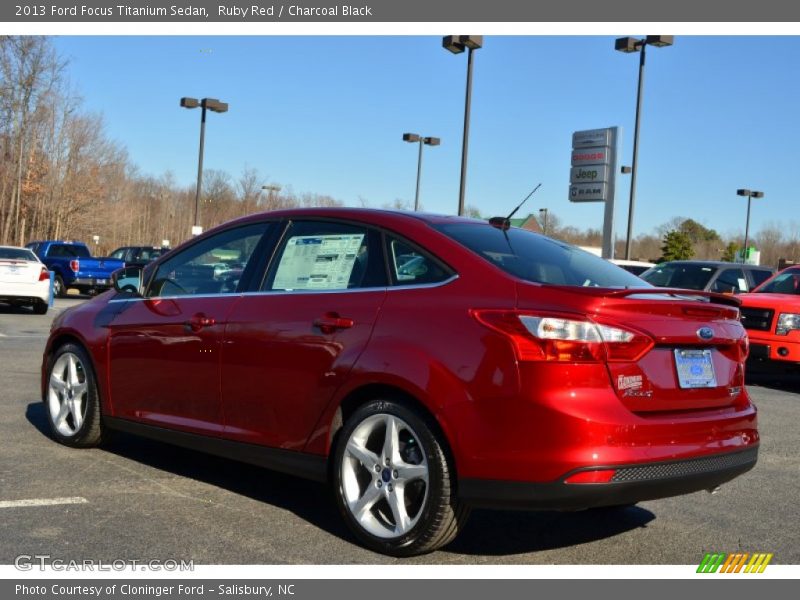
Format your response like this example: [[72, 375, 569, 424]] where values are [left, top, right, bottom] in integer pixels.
[[226, 206, 483, 227], [656, 260, 773, 270]]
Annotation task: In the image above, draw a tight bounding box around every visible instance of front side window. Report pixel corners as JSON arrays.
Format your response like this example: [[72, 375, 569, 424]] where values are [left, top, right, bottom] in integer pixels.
[[264, 221, 385, 291], [148, 223, 268, 297], [437, 223, 647, 288]]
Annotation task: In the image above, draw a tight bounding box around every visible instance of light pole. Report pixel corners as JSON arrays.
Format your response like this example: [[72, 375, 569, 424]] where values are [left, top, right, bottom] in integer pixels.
[[402, 133, 441, 211], [261, 184, 281, 208], [615, 35, 673, 259], [443, 35, 482, 217], [737, 188, 764, 264], [180, 97, 228, 235], [539, 208, 549, 236]]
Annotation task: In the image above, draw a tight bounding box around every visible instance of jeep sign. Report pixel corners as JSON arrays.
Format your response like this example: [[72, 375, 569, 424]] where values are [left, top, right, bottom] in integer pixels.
[[570, 165, 609, 184]]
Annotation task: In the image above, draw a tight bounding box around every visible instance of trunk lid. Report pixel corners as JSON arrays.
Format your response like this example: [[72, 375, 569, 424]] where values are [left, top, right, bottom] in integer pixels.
[[517, 284, 747, 413], [0, 259, 42, 284]]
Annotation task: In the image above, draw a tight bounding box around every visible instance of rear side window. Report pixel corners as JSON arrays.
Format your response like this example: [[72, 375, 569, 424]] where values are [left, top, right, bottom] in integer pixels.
[[386, 237, 452, 286], [264, 221, 386, 291], [436, 223, 647, 288], [711, 268, 747, 293]]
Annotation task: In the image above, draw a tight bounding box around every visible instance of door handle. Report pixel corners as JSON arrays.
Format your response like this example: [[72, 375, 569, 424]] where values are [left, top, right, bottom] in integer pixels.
[[313, 312, 354, 334], [185, 313, 216, 332]]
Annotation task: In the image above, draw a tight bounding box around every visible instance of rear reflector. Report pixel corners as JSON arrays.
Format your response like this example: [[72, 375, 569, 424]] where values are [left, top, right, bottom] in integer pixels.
[[564, 469, 617, 484], [472, 310, 654, 363]]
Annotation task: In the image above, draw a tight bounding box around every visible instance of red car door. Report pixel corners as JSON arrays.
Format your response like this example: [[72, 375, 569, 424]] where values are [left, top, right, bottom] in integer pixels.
[[221, 220, 387, 450], [107, 222, 269, 435]]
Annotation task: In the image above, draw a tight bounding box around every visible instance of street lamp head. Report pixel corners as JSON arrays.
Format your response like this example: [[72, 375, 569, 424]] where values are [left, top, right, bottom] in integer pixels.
[[442, 35, 465, 54], [423, 136, 441, 146], [203, 98, 229, 113], [459, 35, 483, 50], [737, 189, 752, 197], [402, 133, 421, 143], [615, 37, 641, 53], [442, 35, 483, 54], [645, 35, 674, 48], [751, 191, 765, 198], [180, 97, 199, 109], [539, 208, 547, 213]]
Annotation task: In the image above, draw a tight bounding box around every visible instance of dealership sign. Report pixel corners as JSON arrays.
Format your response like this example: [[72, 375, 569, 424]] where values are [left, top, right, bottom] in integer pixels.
[[570, 183, 608, 202], [568, 126, 620, 259], [570, 165, 609, 183]]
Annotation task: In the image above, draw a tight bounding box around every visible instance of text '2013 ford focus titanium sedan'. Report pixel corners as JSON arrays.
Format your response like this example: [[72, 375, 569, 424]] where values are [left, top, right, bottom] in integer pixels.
[[42, 208, 758, 556]]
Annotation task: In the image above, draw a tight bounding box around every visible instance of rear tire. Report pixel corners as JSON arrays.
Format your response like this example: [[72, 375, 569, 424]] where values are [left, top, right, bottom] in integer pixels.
[[54, 275, 66, 298], [332, 398, 469, 556], [45, 343, 104, 448], [32, 300, 48, 315]]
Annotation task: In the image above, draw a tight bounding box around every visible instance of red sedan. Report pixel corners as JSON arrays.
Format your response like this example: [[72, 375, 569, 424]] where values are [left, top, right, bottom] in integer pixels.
[[42, 208, 758, 556]]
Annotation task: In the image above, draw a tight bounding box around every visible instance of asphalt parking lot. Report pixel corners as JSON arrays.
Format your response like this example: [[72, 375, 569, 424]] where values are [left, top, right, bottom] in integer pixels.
[[1, 298, 798, 565]]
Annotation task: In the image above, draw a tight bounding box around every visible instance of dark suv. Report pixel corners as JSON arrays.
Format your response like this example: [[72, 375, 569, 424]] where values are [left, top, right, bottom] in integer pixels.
[[641, 261, 774, 294], [108, 246, 167, 268]]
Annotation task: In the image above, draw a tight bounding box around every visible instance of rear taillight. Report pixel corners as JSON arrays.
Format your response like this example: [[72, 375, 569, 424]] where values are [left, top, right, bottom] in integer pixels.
[[472, 310, 654, 363], [69, 259, 79, 273], [38, 267, 50, 281]]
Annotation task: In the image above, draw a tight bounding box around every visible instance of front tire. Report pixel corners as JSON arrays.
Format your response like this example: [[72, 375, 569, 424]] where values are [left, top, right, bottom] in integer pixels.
[[332, 399, 468, 556], [45, 343, 104, 447]]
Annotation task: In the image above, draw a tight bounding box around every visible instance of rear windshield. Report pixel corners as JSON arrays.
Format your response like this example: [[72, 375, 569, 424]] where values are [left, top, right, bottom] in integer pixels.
[[756, 269, 800, 294], [46, 244, 91, 258], [0, 248, 37, 261], [435, 223, 648, 288], [640, 263, 716, 290]]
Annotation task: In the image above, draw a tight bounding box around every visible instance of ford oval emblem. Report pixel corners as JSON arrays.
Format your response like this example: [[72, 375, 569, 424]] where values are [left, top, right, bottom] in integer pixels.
[[697, 327, 714, 341]]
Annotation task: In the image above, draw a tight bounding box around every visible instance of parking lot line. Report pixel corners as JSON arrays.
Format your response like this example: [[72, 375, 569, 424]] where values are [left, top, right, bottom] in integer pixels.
[[0, 497, 88, 509]]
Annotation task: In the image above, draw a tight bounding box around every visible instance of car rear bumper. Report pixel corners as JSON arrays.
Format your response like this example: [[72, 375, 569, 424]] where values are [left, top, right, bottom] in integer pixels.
[[0, 280, 50, 303], [458, 446, 758, 510], [72, 277, 112, 289]]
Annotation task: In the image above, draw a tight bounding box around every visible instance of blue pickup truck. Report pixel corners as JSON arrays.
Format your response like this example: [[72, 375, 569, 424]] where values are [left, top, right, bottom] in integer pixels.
[[26, 241, 125, 297]]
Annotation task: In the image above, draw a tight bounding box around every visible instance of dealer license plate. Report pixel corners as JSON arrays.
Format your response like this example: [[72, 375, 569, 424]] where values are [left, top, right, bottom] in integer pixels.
[[674, 349, 717, 389]]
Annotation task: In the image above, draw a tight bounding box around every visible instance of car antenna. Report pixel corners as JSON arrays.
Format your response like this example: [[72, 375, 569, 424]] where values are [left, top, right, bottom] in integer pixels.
[[488, 183, 542, 231]]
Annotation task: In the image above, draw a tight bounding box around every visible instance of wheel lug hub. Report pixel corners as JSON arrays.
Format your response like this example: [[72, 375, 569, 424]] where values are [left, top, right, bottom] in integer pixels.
[[393, 470, 398, 478], [376, 481, 382, 488], [387, 483, 394, 492]]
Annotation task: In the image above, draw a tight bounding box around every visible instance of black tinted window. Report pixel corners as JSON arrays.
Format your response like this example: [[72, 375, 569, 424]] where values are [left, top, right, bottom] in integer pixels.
[[750, 269, 774, 288], [641, 263, 716, 290], [0, 247, 37, 261], [47, 244, 91, 258], [711, 268, 746, 293], [436, 223, 647, 288], [756, 269, 800, 294]]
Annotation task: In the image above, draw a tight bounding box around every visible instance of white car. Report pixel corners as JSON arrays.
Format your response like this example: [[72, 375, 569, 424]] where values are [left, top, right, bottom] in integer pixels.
[[611, 259, 656, 277], [0, 245, 51, 314]]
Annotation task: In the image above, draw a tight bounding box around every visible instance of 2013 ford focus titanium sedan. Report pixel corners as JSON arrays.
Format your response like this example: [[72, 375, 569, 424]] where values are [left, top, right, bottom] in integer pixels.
[[42, 208, 758, 556]]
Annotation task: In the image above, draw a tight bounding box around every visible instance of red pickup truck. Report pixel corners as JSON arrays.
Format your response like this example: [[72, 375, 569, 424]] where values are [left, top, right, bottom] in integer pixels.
[[738, 266, 800, 366]]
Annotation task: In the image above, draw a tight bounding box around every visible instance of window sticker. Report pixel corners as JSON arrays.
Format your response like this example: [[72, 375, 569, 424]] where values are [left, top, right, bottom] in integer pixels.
[[273, 233, 365, 290]]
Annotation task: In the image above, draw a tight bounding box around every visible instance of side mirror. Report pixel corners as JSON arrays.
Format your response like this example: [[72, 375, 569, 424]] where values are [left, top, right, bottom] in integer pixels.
[[112, 266, 144, 295]]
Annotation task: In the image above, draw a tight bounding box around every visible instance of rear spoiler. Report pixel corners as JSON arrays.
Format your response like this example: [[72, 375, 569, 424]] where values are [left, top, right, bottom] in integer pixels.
[[602, 287, 742, 308]]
